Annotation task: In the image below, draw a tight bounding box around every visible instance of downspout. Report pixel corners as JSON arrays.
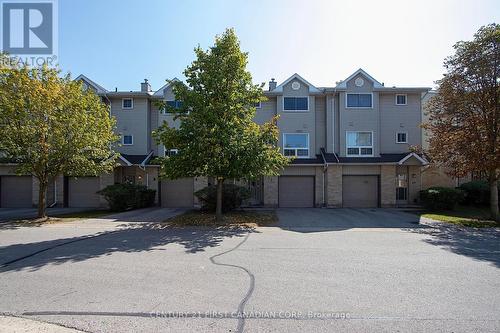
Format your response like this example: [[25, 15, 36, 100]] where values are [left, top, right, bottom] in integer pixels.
[[48, 178, 57, 208], [320, 148, 328, 207]]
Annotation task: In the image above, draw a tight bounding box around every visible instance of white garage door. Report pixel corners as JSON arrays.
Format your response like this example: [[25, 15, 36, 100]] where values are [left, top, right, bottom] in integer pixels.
[[342, 175, 379, 208], [279, 176, 314, 208], [1, 176, 32, 208], [68, 177, 100, 207], [161, 178, 194, 208]]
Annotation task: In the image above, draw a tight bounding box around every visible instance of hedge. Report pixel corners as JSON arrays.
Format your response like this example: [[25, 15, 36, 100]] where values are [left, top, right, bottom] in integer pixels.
[[98, 183, 156, 211], [194, 184, 250, 212], [419, 187, 465, 211]]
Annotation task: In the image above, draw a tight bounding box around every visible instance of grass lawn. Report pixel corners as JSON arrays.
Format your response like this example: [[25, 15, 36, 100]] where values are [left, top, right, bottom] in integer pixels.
[[9, 210, 112, 227], [419, 205, 500, 228], [165, 210, 277, 227]]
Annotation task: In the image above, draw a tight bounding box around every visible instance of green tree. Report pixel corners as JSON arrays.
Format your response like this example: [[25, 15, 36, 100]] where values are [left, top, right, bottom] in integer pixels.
[[424, 24, 500, 221], [154, 28, 288, 222], [0, 64, 118, 218]]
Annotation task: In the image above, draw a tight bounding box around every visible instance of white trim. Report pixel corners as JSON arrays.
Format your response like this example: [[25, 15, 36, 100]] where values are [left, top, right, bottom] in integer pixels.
[[282, 96, 309, 112], [122, 135, 134, 145], [398, 152, 428, 165], [346, 131, 374, 157], [122, 98, 134, 109], [118, 155, 132, 166], [164, 147, 179, 157], [335, 68, 384, 89], [74, 74, 108, 93], [255, 101, 262, 109], [395, 94, 408, 105], [283, 132, 310, 158], [273, 73, 321, 93], [153, 77, 181, 96], [345, 93, 373, 109], [140, 151, 155, 167], [396, 132, 408, 144]]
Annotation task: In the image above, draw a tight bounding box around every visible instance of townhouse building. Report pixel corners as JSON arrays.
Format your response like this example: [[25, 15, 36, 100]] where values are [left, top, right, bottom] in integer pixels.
[[0, 69, 430, 209]]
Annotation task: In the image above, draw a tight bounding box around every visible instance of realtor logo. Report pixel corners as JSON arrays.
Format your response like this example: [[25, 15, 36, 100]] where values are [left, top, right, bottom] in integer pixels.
[[1, 0, 57, 55]]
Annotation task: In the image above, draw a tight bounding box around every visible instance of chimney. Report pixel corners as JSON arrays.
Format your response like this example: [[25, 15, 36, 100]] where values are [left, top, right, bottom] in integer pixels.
[[269, 78, 277, 91], [141, 79, 151, 92]]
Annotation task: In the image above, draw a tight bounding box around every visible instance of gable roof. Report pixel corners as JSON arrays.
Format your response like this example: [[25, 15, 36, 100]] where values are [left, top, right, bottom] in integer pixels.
[[335, 68, 384, 89], [272, 73, 322, 93], [74, 74, 108, 94], [153, 78, 181, 97]]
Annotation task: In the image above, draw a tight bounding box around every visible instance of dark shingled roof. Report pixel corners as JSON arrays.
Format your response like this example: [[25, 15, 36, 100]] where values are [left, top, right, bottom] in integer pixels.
[[290, 154, 325, 165], [323, 153, 411, 164], [121, 154, 156, 165]]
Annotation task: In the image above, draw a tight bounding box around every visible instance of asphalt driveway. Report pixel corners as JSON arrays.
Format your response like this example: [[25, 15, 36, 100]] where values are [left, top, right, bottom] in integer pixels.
[[0, 208, 499, 332]]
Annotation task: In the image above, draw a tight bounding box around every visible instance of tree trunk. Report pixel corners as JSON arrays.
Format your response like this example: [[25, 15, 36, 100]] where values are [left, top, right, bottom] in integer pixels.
[[216, 178, 224, 223], [37, 178, 48, 219], [489, 173, 499, 222]]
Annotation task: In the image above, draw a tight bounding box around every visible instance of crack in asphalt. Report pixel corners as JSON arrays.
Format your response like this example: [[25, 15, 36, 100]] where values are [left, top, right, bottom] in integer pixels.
[[209, 232, 254, 333]]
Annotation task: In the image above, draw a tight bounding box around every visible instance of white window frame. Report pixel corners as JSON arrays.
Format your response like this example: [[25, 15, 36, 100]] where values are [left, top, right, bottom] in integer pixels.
[[282, 96, 309, 112], [396, 132, 408, 144], [345, 93, 373, 109], [122, 135, 134, 145], [283, 133, 310, 158], [395, 94, 407, 106], [122, 98, 134, 109], [346, 131, 374, 157], [255, 101, 262, 109], [164, 147, 178, 157]]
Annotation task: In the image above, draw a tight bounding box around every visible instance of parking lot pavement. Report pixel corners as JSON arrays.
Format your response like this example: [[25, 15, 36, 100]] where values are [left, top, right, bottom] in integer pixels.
[[0, 207, 96, 223], [0, 208, 499, 332]]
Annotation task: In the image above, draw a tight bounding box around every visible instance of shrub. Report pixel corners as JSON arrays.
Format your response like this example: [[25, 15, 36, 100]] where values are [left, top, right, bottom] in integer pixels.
[[419, 187, 465, 211], [98, 183, 156, 211], [194, 184, 251, 212], [459, 180, 498, 206]]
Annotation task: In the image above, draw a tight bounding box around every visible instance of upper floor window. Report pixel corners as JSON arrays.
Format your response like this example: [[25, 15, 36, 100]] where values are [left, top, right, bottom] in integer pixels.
[[283, 133, 309, 158], [254, 101, 262, 109], [396, 132, 408, 143], [346, 93, 372, 108], [162, 100, 183, 113], [283, 97, 308, 111], [346, 131, 373, 156], [122, 98, 133, 109], [164, 148, 178, 157], [395, 94, 407, 105], [122, 135, 133, 145]]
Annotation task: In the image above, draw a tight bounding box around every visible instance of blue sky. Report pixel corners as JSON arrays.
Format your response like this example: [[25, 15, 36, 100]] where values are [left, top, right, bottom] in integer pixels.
[[58, 0, 499, 91]]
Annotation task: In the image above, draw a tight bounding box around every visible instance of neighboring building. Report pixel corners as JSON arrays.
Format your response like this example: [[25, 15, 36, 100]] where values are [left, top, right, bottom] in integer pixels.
[[0, 69, 431, 209]]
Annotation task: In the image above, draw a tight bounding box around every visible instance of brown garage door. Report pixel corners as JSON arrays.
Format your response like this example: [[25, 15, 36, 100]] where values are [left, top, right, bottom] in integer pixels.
[[161, 178, 194, 208], [68, 177, 100, 207], [342, 175, 378, 208], [279, 176, 314, 208], [0, 176, 32, 207]]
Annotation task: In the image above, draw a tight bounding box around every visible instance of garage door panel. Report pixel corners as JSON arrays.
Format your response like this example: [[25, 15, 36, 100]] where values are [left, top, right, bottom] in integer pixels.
[[342, 175, 378, 208], [68, 177, 100, 207], [1, 176, 32, 208], [161, 178, 194, 208], [279, 176, 314, 208]]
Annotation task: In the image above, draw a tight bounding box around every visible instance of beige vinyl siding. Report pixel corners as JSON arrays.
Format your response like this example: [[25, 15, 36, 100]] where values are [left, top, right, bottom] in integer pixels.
[[342, 165, 380, 175], [150, 101, 160, 155], [111, 97, 149, 155], [254, 97, 276, 125], [338, 73, 380, 157], [277, 79, 316, 158], [379, 93, 422, 153]]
